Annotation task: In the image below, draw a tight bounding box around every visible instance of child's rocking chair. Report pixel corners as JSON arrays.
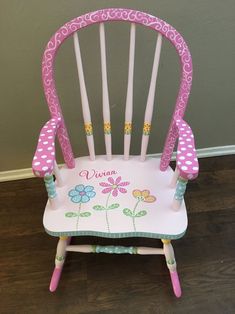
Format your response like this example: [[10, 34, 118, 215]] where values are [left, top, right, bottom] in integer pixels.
[[32, 8, 199, 298]]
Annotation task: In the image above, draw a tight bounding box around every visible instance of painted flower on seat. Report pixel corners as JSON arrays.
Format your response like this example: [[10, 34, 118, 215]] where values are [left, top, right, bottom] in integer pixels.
[[123, 189, 157, 232], [66, 185, 96, 230], [132, 189, 156, 203], [68, 184, 96, 203], [100, 176, 130, 197], [93, 176, 130, 233]]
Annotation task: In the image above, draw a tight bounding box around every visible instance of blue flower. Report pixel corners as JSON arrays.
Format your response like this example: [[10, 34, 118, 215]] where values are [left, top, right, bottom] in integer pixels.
[[68, 185, 96, 203]]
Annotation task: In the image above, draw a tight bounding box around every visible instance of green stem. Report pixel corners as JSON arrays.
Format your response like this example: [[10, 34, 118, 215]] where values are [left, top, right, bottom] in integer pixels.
[[132, 200, 140, 232], [105, 192, 112, 233], [76, 203, 82, 230]]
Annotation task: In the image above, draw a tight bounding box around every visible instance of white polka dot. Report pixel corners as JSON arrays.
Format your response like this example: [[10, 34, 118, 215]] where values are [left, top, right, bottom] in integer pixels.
[[177, 161, 182, 165], [39, 139, 41, 142], [46, 160, 52, 163], [34, 161, 40, 166], [179, 137, 183, 140], [44, 126, 48, 128], [51, 123, 55, 126], [33, 156, 37, 160], [41, 155, 47, 159], [176, 119, 180, 122], [180, 128, 185, 131], [188, 145, 193, 148], [193, 166, 199, 171], [186, 138, 191, 142], [52, 126, 56, 128], [191, 134, 194, 138], [42, 166, 48, 171], [181, 147, 186, 151], [47, 147, 53, 151], [51, 152, 55, 155], [47, 129, 52, 133], [186, 130, 190, 134], [48, 136, 53, 139], [182, 166, 188, 170], [38, 148, 43, 152], [182, 123, 186, 127], [177, 151, 181, 154], [52, 143, 55, 146], [179, 156, 185, 160], [193, 148, 196, 151], [40, 133, 45, 137], [43, 141, 48, 145], [35, 171, 40, 176], [194, 158, 197, 161], [187, 153, 193, 157], [186, 161, 192, 165], [180, 141, 185, 145], [51, 119, 55, 121], [183, 134, 187, 137]]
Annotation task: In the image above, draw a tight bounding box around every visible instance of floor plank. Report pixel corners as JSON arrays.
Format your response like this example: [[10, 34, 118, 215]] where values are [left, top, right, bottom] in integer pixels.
[[0, 156, 235, 314]]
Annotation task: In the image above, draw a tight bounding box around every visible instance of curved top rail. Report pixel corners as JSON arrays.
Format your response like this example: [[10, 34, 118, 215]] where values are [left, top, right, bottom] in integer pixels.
[[42, 8, 193, 169]]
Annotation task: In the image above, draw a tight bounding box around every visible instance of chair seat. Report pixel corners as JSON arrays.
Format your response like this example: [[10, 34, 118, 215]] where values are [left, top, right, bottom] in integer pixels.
[[43, 156, 187, 239]]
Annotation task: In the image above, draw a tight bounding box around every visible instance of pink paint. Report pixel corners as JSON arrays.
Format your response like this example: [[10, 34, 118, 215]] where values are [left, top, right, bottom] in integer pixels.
[[174, 117, 199, 180], [170, 271, 182, 298], [32, 117, 61, 177], [79, 169, 117, 180], [41, 8, 192, 173]]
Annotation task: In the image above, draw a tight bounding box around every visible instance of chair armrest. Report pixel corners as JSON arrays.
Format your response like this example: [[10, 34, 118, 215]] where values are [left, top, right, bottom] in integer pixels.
[[32, 118, 61, 177], [174, 117, 199, 180]]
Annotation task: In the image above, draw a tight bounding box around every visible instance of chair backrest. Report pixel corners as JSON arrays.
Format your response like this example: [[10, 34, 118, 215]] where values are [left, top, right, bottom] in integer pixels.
[[42, 8, 192, 171]]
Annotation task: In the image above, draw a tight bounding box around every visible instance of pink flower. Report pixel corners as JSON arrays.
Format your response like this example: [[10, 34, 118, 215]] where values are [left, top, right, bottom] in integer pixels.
[[99, 176, 130, 197]]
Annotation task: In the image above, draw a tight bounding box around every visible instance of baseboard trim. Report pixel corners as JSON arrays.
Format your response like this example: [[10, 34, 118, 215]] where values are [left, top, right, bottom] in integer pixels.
[[1, 145, 234, 182]]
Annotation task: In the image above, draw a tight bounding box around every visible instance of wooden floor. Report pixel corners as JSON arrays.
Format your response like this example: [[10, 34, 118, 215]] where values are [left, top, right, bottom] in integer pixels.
[[0, 156, 235, 314]]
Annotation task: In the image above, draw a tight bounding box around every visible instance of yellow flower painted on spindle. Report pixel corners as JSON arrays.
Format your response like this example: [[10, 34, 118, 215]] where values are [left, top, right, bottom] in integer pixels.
[[124, 122, 132, 135], [84, 123, 93, 136], [104, 122, 111, 134], [143, 122, 151, 135], [132, 189, 156, 203]]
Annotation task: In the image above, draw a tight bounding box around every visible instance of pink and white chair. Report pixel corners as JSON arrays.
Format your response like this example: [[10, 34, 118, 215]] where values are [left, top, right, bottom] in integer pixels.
[[32, 8, 199, 297]]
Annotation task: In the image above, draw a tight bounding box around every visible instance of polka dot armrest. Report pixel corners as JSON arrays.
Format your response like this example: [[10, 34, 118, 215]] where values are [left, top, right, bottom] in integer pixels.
[[32, 117, 62, 177], [174, 117, 199, 180]]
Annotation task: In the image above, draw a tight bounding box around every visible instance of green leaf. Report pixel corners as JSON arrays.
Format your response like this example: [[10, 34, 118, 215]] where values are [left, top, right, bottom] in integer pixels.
[[123, 208, 133, 217], [65, 212, 77, 218], [93, 205, 106, 210], [108, 203, 120, 210], [80, 212, 91, 217], [135, 210, 147, 218]]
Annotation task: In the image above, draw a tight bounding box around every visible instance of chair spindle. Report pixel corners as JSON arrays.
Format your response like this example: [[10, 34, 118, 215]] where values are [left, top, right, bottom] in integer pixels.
[[140, 33, 162, 161], [170, 167, 179, 188], [53, 160, 63, 187], [100, 23, 112, 160], [73, 32, 95, 161], [44, 175, 59, 210], [124, 23, 136, 160], [172, 177, 188, 210]]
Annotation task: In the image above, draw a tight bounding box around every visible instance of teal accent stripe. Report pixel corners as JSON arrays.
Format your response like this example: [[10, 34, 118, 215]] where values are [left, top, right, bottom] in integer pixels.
[[94, 245, 137, 254], [174, 178, 187, 201], [44, 175, 57, 199], [44, 228, 186, 240]]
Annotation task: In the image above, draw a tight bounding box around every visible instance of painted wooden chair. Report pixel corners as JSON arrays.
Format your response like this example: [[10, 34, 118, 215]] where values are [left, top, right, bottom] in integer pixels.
[[32, 8, 199, 297]]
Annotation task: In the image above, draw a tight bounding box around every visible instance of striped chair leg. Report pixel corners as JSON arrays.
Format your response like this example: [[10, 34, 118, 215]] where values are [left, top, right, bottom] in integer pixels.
[[49, 236, 71, 292], [162, 239, 182, 298]]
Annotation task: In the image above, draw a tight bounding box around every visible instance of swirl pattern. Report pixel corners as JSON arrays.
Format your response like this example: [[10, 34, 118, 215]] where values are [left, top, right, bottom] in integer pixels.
[[42, 8, 193, 170]]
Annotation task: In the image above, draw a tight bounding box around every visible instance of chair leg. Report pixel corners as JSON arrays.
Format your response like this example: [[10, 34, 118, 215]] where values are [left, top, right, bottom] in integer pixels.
[[49, 236, 71, 292], [161, 239, 182, 298]]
